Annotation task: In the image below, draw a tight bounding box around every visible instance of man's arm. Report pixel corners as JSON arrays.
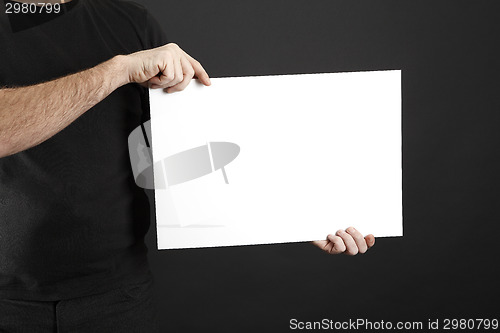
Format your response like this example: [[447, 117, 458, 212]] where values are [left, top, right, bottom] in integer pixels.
[[0, 57, 125, 158], [0, 43, 210, 158]]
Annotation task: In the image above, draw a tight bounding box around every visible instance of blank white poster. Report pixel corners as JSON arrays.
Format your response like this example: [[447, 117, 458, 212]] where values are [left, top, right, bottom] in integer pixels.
[[149, 70, 402, 249]]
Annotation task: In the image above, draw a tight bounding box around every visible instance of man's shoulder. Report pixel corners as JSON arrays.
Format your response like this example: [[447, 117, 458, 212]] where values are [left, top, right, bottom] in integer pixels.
[[84, 0, 165, 48], [84, 0, 168, 49]]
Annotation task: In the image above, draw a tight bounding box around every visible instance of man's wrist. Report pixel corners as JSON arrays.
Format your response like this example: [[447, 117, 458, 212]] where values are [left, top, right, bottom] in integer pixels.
[[109, 55, 132, 87]]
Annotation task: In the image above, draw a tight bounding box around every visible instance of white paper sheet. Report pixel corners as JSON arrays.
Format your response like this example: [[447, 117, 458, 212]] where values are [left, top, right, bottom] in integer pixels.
[[149, 71, 402, 249]]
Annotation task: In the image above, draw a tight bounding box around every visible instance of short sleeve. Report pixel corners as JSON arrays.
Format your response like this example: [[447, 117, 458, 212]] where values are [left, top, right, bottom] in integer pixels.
[[144, 10, 169, 49], [141, 9, 169, 123]]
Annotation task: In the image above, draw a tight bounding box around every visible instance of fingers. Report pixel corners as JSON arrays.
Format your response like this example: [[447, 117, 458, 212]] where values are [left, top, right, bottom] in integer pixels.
[[171, 57, 184, 87], [167, 57, 195, 93], [160, 56, 176, 86], [185, 52, 211, 86], [149, 49, 210, 92], [336, 229, 358, 256], [313, 228, 375, 256], [149, 56, 174, 89], [345, 227, 368, 254], [327, 234, 346, 254], [151, 57, 183, 89], [312, 240, 331, 253], [312, 235, 345, 255], [127, 42, 210, 90]]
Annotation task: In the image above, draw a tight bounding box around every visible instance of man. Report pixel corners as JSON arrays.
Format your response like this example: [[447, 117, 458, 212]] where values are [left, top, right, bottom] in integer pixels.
[[0, 0, 375, 331]]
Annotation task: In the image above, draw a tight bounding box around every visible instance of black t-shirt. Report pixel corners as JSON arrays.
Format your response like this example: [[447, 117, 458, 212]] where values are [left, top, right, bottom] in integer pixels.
[[0, 0, 168, 300]]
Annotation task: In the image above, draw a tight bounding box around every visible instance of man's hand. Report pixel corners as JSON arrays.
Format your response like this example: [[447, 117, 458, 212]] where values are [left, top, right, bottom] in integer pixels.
[[123, 43, 211, 93], [0, 43, 209, 157], [312, 227, 375, 255]]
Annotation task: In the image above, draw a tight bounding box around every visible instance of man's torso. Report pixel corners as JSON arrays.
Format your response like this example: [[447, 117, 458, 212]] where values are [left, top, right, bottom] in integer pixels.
[[0, 0, 167, 300]]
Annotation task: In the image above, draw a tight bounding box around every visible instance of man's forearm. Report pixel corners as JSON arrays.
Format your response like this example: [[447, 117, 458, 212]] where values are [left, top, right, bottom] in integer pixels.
[[0, 42, 212, 158], [0, 55, 128, 158]]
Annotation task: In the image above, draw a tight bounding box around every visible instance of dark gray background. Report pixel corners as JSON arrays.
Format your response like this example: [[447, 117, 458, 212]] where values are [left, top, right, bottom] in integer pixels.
[[136, 1, 500, 331]]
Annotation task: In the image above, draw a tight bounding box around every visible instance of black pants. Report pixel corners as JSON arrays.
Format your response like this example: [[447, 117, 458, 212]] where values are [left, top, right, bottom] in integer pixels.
[[0, 278, 159, 333]]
